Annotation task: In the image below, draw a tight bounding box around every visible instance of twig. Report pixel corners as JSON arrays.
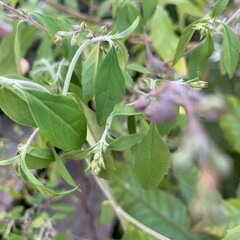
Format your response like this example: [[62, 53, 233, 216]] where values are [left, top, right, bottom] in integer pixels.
[[0, 1, 47, 33], [41, 0, 104, 26]]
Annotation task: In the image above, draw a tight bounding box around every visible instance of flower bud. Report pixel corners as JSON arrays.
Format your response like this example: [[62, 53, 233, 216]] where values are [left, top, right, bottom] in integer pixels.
[[134, 96, 148, 111]]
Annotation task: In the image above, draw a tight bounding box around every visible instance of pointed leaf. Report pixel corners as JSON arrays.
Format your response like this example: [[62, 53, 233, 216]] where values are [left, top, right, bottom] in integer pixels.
[[173, 21, 197, 65], [24, 90, 87, 151], [140, 0, 157, 23], [95, 47, 125, 125], [0, 156, 19, 166], [133, 123, 171, 190], [221, 24, 239, 78], [211, 0, 229, 18], [14, 21, 23, 75]]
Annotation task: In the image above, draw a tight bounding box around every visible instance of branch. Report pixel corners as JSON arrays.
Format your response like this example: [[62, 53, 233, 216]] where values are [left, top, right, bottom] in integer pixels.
[[41, 0, 104, 26]]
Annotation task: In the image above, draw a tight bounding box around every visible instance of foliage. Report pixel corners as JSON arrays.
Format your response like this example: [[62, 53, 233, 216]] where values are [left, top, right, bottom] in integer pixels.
[[0, 0, 240, 239]]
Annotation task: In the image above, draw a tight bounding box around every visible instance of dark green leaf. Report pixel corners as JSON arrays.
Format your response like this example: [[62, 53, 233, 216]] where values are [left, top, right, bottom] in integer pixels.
[[61, 149, 89, 160], [99, 150, 116, 179], [112, 16, 140, 39], [211, 0, 229, 18], [221, 24, 239, 78], [111, 169, 191, 240], [95, 47, 125, 125], [14, 21, 22, 75], [115, 3, 142, 33], [25, 147, 55, 169], [189, 34, 214, 78], [0, 87, 36, 127], [24, 90, 87, 151], [132, 123, 171, 190], [140, 0, 157, 23], [173, 21, 197, 65]]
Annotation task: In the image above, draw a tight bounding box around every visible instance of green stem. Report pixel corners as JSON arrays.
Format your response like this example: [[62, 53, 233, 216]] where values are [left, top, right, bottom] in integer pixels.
[[62, 35, 113, 95]]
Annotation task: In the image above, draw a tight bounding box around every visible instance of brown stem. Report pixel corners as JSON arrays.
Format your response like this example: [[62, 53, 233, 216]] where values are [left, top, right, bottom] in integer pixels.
[[0, 1, 47, 33], [41, 0, 104, 26]]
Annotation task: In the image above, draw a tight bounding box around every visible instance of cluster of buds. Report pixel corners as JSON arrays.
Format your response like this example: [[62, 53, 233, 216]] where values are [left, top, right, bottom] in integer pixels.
[[192, 18, 215, 39], [88, 141, 108, 175]]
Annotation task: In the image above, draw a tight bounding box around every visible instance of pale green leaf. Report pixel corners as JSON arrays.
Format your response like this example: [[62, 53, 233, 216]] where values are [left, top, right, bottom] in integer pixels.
[[132, 123, 171, 190], [221, 24, 239, 78], [127, 63, 152, 74], [14, 21, 23, 75], [0, 156, 19, 166], [222, 225, 240, 240]]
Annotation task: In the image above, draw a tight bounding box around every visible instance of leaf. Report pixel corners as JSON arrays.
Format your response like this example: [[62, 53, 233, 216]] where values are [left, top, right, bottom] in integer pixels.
[[222, 225, 240, 240], [111, 169, 192, 240], [221, 24, 239, 79], [193, 199, 240, 237], [99, 150, 116, 179], [95, 47, 125, 125], [150, 6, 187, 74], [140, 0, 157, 23], [61, 149, 89, 160], [127, 63, 152, 74], [173, 21, 197, 65], [109, 133, 144, 151], [24, 90, 87, 151], [0, 24, 37, 75], [132, 123, 171, 190], [111, 103, 142, 117], [0, 87, 36, 127], [211, 0, 229, 18], [53, 149, 77, 187], [220, 96, 240, 153], [0, 156, 19, 166], [112, 16, 140, 39], [99, 201, 115, 224], [25, 147, 55, 169], [32, 13, 82, 80], [188, 34, 214, 78], [82, 43, 102, 103]]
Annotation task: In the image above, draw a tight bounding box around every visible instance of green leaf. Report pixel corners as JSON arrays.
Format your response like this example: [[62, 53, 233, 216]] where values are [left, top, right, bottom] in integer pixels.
[[95, 47, 125, 125], [0, 87, 36, 127], [188, 34, 214, 78], [150, 6, 187, 74], [0, 156, 19, 166], [99, 150, 116, 179], [194, 199, 240, 237], [25, 147, 55, 169], [61, 149, 89, 160], [221, 24, 239, 79], [115, 3, 142, 33], [140, 0, 157, 23], [222, 225, 240, 240], [53, 148, 77, 187], [0, 24, 37, 75], [111, 103, 142, 117], [109, 133, 144, 151], [82, 43, 102, 103], [132, 123, 171, 190], [220, 96, 240, 153], [127, 63, 152, 74], [112, 16, 140, 39], [173, 21, 198, 65], [111, 169, 191, 240], [211, 0, 229, 18], [24, 90, 87, 151], [99, 201, 115, 224]]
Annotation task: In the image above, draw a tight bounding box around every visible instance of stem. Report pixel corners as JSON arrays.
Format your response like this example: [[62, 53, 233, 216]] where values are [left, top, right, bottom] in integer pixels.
[[0, 77, 50, 92], [41, 0, 104, 25], [62, 36, 113, 95], [0, 1, 47, 33]]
